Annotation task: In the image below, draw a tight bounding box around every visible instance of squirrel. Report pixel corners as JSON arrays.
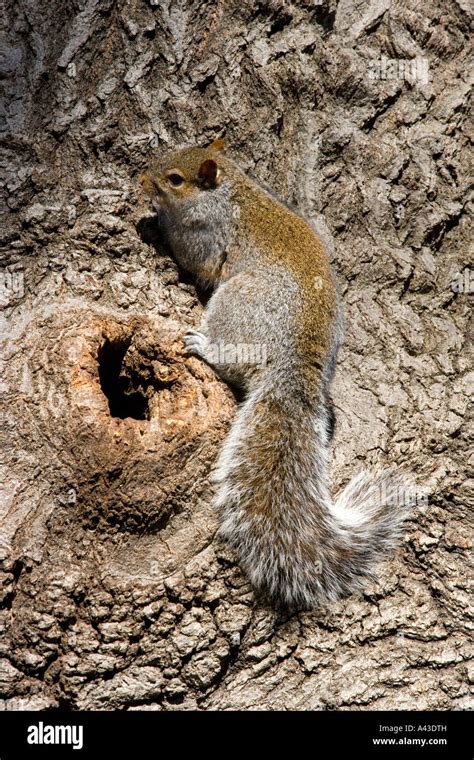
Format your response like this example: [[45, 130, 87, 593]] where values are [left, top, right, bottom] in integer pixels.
[[139, 139, 410, 609]]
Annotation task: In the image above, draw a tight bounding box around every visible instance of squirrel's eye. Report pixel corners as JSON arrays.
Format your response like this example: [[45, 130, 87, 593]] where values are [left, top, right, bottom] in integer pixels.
[[166, 172, 185, 187]]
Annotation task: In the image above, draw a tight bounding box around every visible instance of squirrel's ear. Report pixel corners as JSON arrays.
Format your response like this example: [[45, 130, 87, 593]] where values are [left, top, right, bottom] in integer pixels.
[[208, 138, 226, 152], [198, 159, 221, 189]]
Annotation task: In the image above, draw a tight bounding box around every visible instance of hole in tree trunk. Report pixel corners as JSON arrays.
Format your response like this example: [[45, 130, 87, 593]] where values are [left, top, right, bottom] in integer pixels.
[[98, 338, 149, 420]]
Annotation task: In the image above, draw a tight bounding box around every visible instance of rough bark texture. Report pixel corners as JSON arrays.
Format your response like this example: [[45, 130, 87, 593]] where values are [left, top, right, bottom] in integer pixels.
[[1, 0, 472, 711]]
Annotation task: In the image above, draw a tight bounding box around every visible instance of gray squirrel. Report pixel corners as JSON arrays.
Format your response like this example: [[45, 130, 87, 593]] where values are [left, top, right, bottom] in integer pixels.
[[140, 140, 410, 609]]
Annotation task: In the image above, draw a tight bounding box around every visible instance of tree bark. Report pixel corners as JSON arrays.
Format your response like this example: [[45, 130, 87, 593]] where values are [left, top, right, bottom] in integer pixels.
[[1, 0, 471, 710]]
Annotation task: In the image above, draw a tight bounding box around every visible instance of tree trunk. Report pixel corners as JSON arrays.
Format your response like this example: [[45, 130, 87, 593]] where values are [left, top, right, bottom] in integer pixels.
[[1, 0, 471, 710]]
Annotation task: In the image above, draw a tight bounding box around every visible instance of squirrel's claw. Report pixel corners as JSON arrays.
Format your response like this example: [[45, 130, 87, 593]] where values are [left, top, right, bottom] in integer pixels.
[[184, 329, 208, 358]]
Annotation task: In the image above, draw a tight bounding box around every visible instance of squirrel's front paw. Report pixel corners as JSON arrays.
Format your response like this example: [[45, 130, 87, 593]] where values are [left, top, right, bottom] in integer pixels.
[[184, 329, 208, 359]]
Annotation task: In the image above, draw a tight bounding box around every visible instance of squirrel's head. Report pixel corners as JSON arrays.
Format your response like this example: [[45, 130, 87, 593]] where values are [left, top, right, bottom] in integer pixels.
[[139, 140, 226, 212]]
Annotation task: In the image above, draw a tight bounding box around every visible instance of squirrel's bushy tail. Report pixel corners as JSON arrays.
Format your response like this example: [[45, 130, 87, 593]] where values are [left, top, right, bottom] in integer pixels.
[[214, 377, 410, 608]]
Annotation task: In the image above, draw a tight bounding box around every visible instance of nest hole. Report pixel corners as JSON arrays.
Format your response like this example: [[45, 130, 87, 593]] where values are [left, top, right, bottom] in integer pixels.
[[98, 338, 149, 420]]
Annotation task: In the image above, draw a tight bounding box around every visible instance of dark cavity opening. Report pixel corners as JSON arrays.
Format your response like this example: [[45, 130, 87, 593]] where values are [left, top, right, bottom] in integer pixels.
[[98, 338, 148, 420]]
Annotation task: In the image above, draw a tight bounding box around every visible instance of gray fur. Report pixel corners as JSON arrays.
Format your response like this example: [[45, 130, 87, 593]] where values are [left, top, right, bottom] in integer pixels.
[[160, 180, 234, 284]]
